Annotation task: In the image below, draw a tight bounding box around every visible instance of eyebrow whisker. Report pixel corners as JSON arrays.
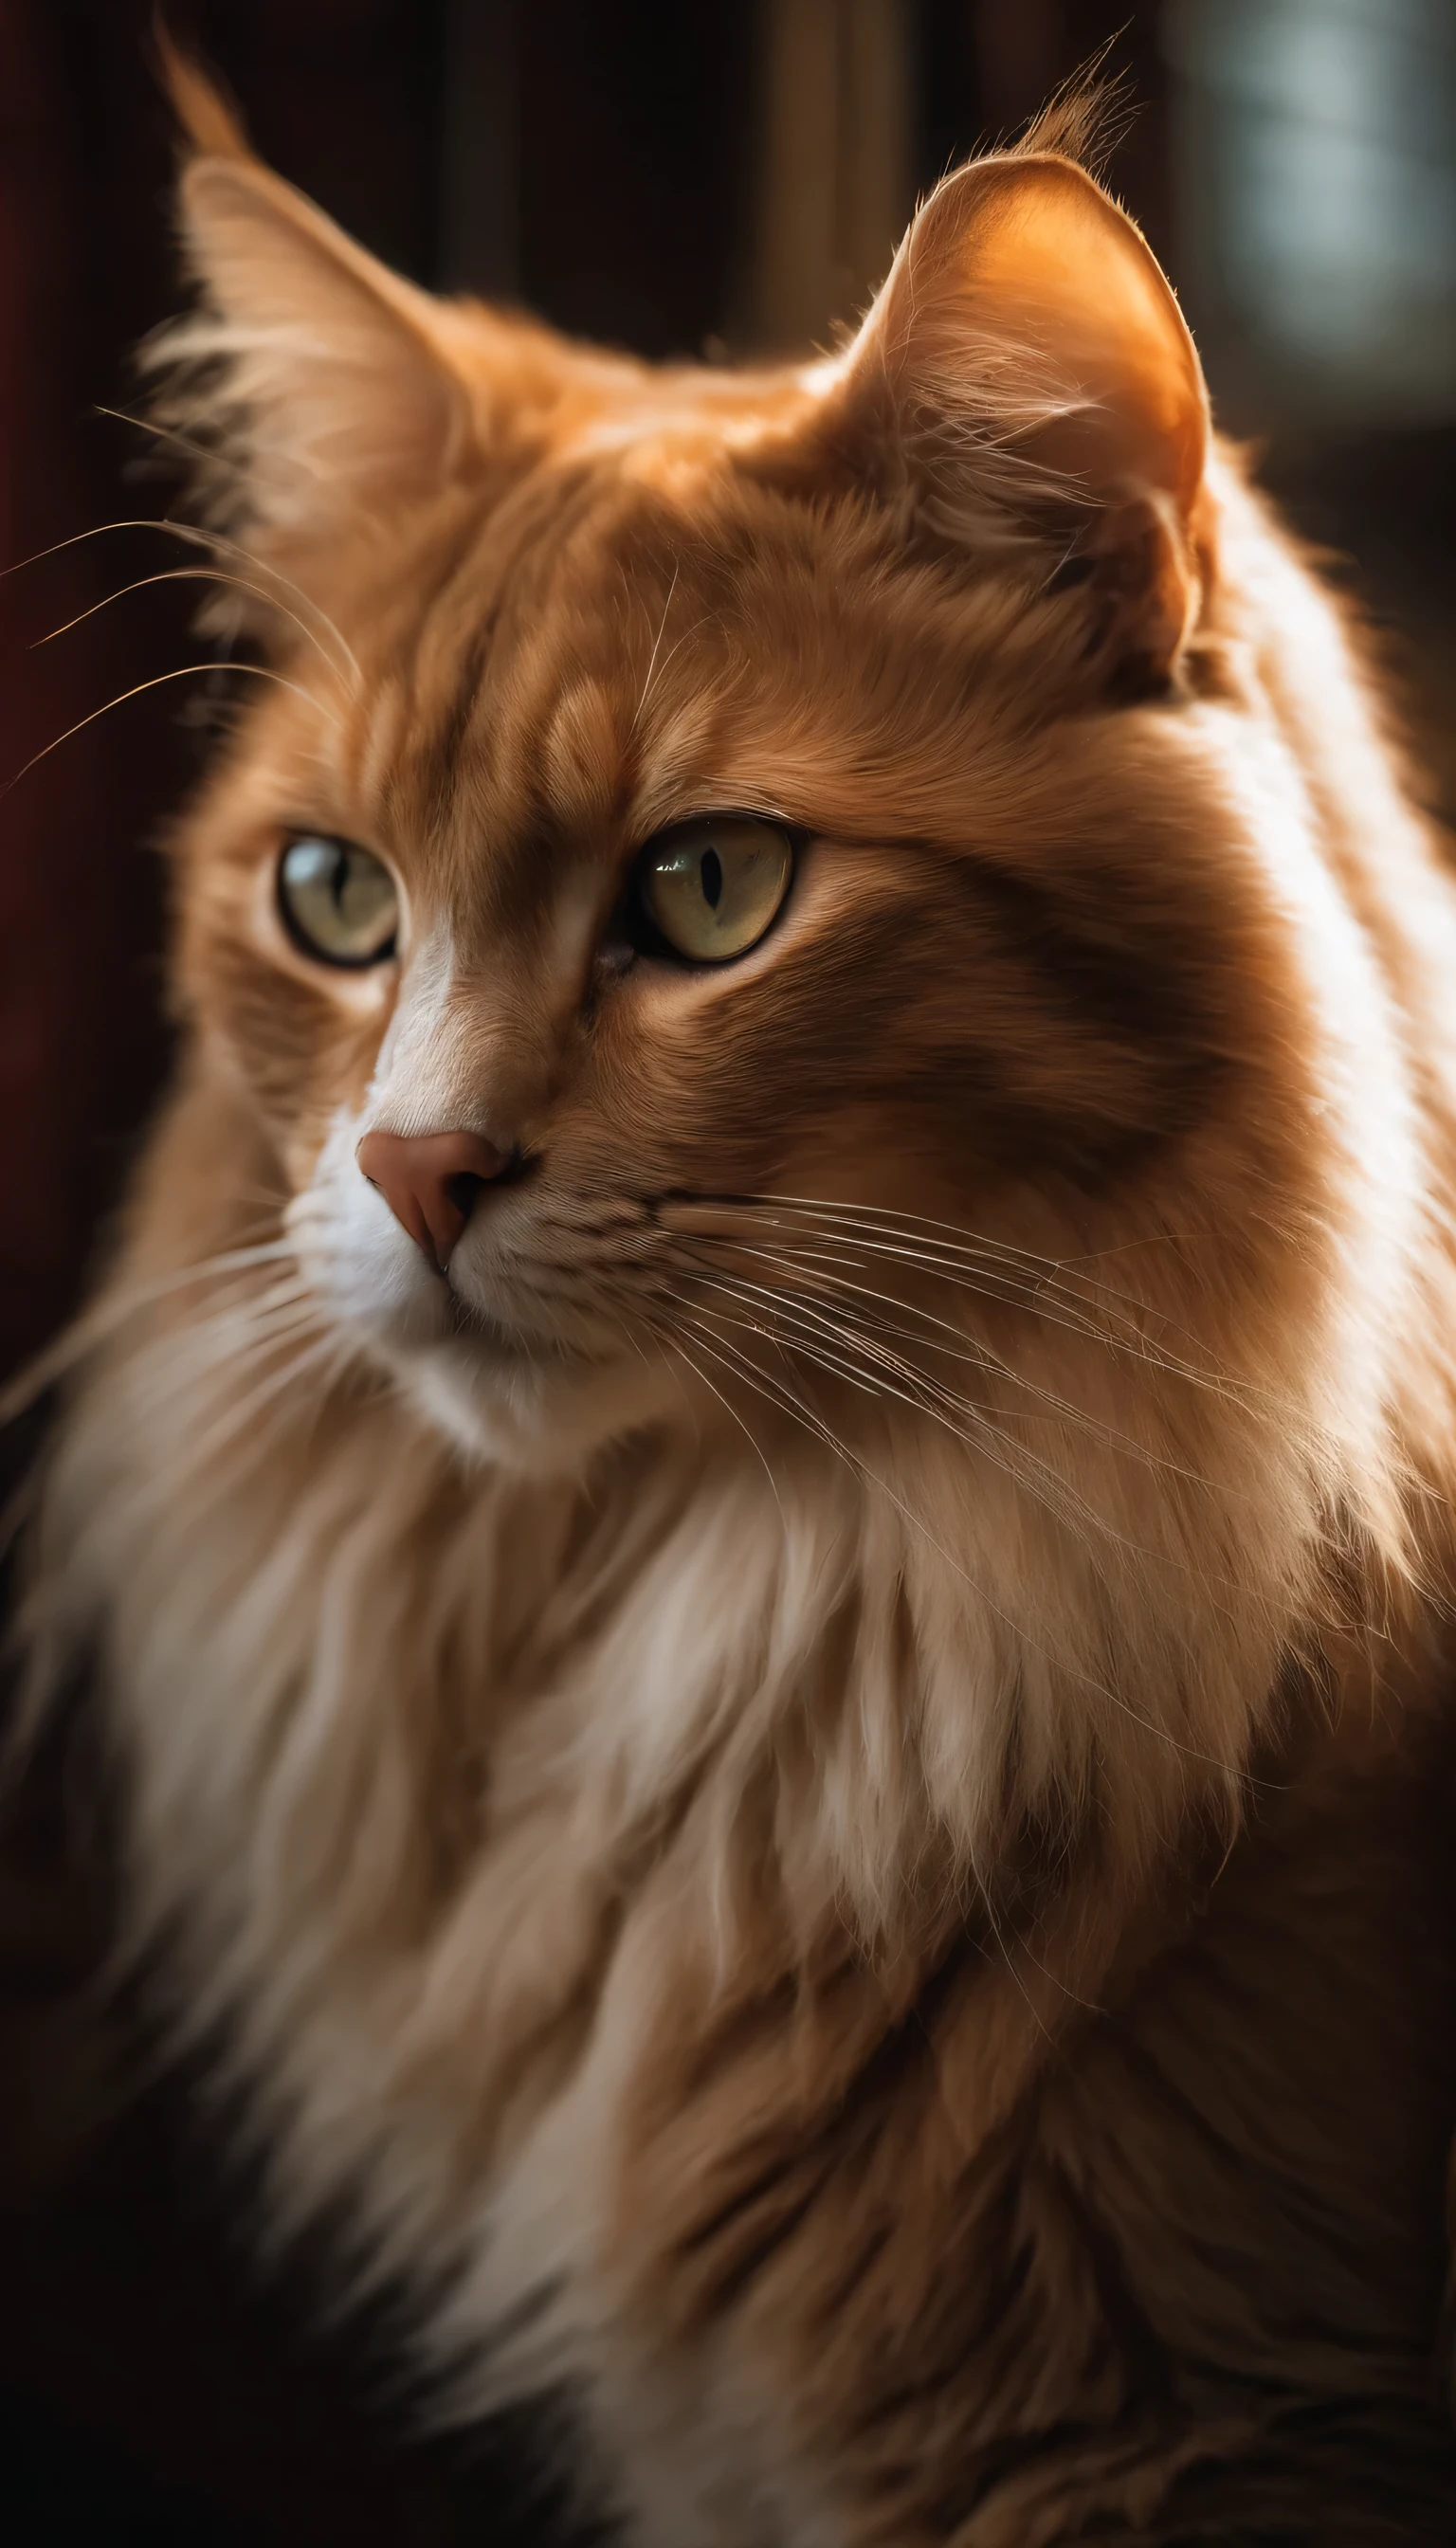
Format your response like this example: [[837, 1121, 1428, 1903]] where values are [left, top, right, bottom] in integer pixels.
[[2, 660, 344, 801]]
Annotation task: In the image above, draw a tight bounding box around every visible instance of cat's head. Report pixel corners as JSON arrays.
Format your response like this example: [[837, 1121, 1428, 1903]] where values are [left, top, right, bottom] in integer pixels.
[[151, 68, 1387, 1488]]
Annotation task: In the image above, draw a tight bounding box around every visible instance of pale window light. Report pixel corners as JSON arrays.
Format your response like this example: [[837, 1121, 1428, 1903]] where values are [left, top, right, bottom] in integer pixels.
[[1164, 0, 1456, 426]]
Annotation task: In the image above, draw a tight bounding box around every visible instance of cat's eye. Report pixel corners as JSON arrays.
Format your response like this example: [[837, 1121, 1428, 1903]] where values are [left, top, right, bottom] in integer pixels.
[[277, 835, 399, 968], [637, 817, 792, 963]]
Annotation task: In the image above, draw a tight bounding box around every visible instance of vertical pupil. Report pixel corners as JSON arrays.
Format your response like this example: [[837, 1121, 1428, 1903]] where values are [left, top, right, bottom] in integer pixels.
[[700, 846, 722, 909], [330, 850, 350, 913]]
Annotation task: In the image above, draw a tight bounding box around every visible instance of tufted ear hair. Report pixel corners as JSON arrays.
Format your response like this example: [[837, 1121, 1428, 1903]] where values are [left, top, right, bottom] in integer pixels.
[[145, 46, 483, 601], [811, 148, 1213, 686]]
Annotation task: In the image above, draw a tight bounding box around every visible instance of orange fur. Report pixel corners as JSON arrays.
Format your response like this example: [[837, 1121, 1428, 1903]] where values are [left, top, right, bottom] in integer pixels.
[[18, 72, 1456, 2543]]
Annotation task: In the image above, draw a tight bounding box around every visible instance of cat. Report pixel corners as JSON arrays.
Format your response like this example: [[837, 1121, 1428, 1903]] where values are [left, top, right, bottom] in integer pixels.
[[17, 54, 1456, 2547]]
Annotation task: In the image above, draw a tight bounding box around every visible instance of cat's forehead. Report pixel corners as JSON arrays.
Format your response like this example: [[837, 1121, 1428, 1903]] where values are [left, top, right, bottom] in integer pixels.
[[332, 442, 1035, 932], [350, 461, 821, 898], [368, 518, 731, 904]]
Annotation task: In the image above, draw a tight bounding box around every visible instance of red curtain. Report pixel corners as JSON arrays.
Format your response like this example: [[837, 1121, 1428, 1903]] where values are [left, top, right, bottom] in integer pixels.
[[0, 0, 176, 1379]]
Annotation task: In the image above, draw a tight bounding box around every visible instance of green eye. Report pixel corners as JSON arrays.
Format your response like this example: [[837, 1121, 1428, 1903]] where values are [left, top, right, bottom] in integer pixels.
[[638, 817, 792, 963], [278, 835, 398, 967]]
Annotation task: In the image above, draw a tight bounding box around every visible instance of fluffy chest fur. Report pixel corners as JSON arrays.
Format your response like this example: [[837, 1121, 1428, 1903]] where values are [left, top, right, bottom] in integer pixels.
[[33, 1192, 1456, 2540], [34, 1302, 1456, 2544]]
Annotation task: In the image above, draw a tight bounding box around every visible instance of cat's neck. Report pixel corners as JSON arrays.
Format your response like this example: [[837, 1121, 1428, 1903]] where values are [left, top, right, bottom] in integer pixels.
[[59, 1284, 1298, 1969]]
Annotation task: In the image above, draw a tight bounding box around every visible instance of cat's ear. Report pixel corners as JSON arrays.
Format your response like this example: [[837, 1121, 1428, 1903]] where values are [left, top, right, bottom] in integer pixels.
[[148, 51, 477, 559], [814, 151, 1211, 684]]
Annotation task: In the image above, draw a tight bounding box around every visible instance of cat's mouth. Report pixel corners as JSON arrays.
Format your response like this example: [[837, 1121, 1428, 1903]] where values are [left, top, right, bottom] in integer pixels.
[[364, 1265, 687, 1468]]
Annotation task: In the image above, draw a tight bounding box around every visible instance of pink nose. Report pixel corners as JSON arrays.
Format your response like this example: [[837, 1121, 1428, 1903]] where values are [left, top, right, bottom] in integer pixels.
[[355, 1128, 507, 1270]]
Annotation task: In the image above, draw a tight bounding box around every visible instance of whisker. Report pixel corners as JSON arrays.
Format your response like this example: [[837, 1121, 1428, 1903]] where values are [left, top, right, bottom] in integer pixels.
[[682, 1265, 1269, 1611], [628, 562, 680, 739], [652, 1310, 790, 1533], [685, 1278, 1149, 1571], [4, 493, 364, 689], [163, 1328, 340, 1477], [0, 1236, 298, 1425], [746, 1195, 1243, 1373], [2, 661, 343, 802], [682, 1228, 1152, 1396], [755, 1218, 1171, 1356], [0, 516, 202, 583], [708, 1207, 1282, 1415], [736, 1192, 1192, 1327], [669, 1301, 1255, 1780], [675, 1240, 1243, 1493], [125, 1307, 325, 1429], [92, 400, 253, 490], [683, 1207, 1164, 1356], [33, 566, 357, 692]]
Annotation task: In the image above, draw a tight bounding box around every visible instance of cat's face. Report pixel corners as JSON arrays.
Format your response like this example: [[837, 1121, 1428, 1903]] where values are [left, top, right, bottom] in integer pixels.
[[162, 125, 1330, 1466]]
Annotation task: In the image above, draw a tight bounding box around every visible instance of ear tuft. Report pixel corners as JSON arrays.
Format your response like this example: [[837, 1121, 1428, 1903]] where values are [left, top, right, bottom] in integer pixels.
[[1012, 46, 1136, 181], [141, 69, 476, 604], [154, 27, 250, 162]]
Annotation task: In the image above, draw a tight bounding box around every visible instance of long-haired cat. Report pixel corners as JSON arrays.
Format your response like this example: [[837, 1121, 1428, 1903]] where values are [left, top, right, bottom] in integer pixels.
[[17, 58, 1456, 2545]]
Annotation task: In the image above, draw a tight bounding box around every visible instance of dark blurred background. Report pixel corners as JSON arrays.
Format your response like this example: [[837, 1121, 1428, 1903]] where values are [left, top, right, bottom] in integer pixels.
[[0, 3, 1452, 2538]]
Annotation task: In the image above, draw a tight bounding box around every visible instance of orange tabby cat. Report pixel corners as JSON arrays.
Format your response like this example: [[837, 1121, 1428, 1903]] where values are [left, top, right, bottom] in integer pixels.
[[20, 63, 1456, 2544]]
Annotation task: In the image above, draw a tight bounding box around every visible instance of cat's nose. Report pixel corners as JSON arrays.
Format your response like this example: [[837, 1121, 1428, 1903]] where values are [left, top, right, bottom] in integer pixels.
[[355, 1128, 508, 1271]]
